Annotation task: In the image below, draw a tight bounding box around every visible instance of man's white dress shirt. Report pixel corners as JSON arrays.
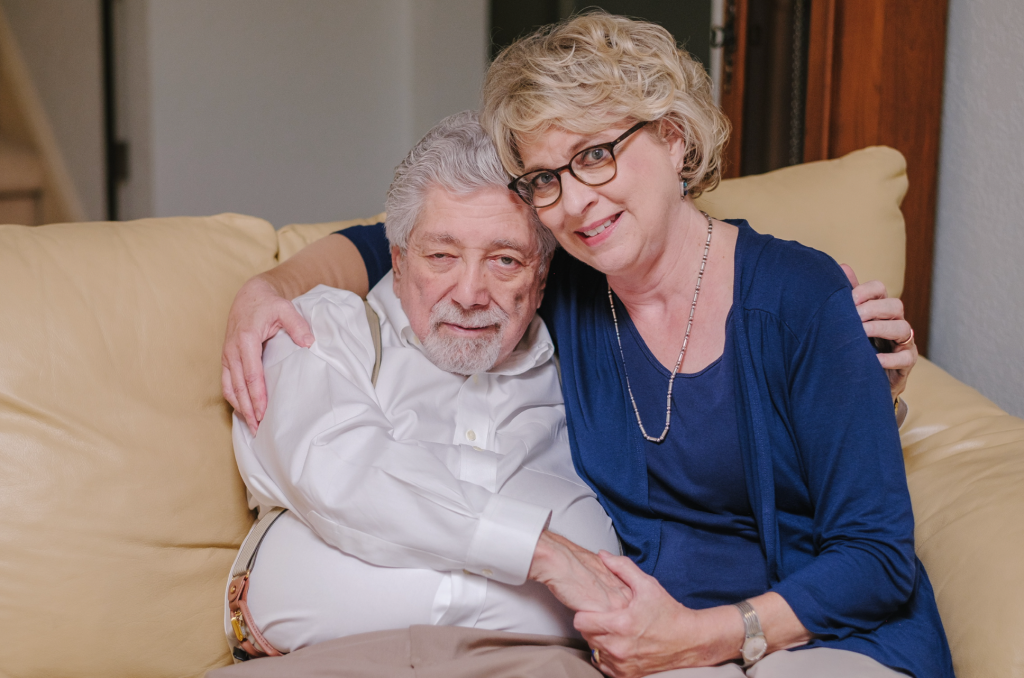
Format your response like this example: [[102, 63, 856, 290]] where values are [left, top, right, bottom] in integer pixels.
[[230, 275, 619, 652]]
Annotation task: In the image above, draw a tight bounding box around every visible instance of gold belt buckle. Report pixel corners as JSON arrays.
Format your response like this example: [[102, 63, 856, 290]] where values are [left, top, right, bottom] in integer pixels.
[[231, 609, 246, 643]]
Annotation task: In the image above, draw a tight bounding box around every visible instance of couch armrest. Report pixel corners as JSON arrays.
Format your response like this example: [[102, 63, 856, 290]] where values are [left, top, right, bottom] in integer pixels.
[[899, 358, 1024, 678]]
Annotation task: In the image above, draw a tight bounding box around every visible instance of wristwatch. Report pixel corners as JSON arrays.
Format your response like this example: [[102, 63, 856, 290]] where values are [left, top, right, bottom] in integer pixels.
[[734, 600, 767, 667]]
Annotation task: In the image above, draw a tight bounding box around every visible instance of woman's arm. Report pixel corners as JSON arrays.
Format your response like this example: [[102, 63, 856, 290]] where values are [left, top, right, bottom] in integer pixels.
[[771, 285, 917, 636], [222, 234, 368, 433], [221, 223, 914, 433]]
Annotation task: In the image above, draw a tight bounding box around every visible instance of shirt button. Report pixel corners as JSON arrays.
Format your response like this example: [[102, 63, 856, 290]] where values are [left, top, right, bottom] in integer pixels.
[[466, 430, 476, 441], [482, 568, 493, 577], [472, 446, 482, 451]]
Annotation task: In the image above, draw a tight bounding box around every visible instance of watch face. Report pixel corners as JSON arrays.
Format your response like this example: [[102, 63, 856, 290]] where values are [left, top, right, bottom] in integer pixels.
[[742, 635, 768, 663]]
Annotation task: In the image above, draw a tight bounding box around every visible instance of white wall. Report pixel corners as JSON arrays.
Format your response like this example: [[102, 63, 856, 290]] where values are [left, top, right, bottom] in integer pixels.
[[1, 0, 105, 220], [118, 0, 487, 227], [930, 0, 1024, 417]]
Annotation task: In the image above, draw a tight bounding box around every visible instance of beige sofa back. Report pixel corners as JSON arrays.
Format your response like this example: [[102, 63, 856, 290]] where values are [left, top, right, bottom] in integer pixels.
[[0, 215, 278, 677], [0, 147, 1019, 678]]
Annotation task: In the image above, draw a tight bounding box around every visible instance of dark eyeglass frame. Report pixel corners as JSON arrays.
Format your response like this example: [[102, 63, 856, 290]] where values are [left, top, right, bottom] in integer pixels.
[[508, 121, 649, 207]]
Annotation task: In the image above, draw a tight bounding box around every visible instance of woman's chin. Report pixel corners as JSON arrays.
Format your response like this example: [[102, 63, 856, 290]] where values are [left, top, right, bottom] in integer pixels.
[[566, 241, 636, 278]]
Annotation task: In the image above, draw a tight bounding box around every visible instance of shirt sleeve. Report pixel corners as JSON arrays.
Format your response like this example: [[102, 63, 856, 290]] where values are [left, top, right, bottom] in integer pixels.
[[336, 223, 390, 289], [233, 287, 551, 585], [770, 286, 917, 637]]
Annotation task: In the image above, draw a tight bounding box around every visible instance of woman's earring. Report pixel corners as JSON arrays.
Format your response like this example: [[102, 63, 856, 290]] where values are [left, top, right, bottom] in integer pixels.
[[680, 179, 688, 199]]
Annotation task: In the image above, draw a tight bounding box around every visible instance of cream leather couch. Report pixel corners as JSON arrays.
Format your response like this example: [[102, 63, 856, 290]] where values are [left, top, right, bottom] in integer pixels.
[[1, 147, 1020, 678]]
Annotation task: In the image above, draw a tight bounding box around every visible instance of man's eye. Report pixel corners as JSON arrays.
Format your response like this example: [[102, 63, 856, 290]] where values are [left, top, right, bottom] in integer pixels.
[[432, 253, 448, 259], [499, 256, 516, 266]]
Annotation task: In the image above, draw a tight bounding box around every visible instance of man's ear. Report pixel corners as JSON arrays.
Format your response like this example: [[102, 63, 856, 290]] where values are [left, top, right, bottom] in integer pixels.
[[535, 254, 553, 310], [391, 245, 404, 294]]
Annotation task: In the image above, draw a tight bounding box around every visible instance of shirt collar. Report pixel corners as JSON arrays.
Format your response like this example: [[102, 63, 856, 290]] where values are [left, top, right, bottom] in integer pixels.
[[367, 271, 554, 377]]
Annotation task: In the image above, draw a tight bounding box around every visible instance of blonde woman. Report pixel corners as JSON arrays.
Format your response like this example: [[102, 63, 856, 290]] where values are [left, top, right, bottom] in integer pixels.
[[473, 13, 946, 678], [220, 14, 942, 678]]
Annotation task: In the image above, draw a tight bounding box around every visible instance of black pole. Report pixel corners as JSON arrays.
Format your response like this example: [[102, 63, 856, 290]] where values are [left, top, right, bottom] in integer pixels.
[[101, 0, 119, 220]]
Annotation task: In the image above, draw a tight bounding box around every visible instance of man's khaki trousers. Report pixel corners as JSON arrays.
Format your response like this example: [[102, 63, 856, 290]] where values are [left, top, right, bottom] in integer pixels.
[[208, 625, 902, 678]]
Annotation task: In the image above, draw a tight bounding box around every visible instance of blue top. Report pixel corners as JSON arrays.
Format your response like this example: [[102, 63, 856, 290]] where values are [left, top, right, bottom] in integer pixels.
[[616, 298, 769, 610], [340, 221, 953, 678]]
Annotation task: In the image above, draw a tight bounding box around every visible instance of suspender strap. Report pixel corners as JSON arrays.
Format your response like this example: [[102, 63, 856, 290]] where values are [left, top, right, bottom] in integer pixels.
[[363, 300, 382, 387], [230, 507, 287, 579], [228, 507, 288, 658]]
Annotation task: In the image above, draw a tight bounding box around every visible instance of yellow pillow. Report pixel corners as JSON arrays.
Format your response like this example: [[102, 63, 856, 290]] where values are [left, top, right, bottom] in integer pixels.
[[695, 146, 908, 297], [0, 214, 277, 677], [277, 211, 386, 262]]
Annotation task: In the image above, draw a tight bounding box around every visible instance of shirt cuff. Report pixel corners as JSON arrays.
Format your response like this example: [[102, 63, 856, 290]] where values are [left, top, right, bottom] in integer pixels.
[[464, 494, 551, 585]]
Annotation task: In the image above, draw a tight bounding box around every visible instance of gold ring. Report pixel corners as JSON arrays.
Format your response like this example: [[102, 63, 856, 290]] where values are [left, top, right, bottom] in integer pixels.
[[897, 328, 915, 346], [591, 648, 601, 664]]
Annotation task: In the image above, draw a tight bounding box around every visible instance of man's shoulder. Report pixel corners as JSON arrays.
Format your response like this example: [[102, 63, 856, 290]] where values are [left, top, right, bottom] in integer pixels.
[[262, 285, 375, 371], [294, 284, 366, 315]]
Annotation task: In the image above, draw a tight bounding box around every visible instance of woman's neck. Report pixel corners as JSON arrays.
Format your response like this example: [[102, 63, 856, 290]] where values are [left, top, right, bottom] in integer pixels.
[[607, 203, 738, 374], [607, 202, 709, 314]]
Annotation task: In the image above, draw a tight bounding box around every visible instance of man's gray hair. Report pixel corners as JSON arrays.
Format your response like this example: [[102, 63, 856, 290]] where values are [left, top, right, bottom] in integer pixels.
[[385, 110, 557, 265]]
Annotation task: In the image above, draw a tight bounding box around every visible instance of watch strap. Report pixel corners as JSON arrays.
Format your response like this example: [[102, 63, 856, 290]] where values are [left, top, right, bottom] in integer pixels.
[[735, 599, 762, 636], [734, 599, 767, 666]]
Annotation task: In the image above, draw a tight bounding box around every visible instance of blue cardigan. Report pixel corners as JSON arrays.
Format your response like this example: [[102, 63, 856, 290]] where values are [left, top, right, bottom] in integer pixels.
[[343, 221, 953, 677]]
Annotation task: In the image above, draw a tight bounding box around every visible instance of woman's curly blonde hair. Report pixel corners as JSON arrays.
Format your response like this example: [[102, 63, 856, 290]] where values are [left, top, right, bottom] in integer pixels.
[[481, 11, 730, 198]]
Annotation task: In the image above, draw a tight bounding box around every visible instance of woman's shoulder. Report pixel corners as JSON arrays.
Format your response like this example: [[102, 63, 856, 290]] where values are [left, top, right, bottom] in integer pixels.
[[731, 220, 854, 335]]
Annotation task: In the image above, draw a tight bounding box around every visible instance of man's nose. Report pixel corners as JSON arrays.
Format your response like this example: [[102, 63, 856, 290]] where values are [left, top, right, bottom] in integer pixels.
[[450, 262, 491, 309]]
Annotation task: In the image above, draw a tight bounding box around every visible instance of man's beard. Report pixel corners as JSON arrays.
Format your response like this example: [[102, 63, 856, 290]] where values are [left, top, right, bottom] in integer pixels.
[[420, 299, 509, 375]]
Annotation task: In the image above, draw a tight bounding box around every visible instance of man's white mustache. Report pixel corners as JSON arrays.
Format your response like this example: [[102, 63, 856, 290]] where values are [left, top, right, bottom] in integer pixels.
[[429, 300, 509, 331]]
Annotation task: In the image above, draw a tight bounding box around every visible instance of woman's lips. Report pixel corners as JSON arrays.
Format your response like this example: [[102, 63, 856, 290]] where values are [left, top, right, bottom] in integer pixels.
[[575, 213, 621, 247]]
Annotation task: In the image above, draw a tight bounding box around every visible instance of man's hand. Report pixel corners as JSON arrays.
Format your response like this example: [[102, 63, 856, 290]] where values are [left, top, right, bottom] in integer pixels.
[[574, 552, 743, 678], [221, 275, 314, 434], [528, 531, 632, 613], [843, 264, 918, 400]]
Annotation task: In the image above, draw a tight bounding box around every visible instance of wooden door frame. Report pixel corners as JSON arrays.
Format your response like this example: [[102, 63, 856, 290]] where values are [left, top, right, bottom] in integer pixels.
[[718, 0, 748, 180], [803, 0, 948, 355]]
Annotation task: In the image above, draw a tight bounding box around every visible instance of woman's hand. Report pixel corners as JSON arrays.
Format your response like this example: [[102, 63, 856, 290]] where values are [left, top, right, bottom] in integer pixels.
[[528, 531, 633, 614], [221, 275, 314, 434], [574, 552, 742, 678], [842, 265, 918, 400]]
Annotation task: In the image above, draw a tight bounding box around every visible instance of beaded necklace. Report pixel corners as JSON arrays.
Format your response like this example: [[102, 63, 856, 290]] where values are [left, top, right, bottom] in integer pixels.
[[607, 211, 714, 443]]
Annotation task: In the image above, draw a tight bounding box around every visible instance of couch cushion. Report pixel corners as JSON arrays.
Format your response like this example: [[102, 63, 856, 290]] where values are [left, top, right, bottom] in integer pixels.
[[277, 212, 386, 262], [0, 214, 278, 677], [695, 145, 908, 297], [899, 358, 1024, 678]]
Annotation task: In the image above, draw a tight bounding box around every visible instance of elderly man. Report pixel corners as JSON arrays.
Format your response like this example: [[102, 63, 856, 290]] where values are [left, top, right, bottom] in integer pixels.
[[216, 112, 623, 677]]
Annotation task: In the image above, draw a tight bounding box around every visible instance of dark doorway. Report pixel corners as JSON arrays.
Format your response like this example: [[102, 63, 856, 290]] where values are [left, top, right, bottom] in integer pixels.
[[490, 1, 713, 68], [739, 0, 810, 175]]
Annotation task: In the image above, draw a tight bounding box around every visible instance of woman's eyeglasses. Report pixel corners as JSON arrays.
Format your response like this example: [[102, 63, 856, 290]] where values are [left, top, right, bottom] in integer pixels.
[[509, 121, 649, 208]]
